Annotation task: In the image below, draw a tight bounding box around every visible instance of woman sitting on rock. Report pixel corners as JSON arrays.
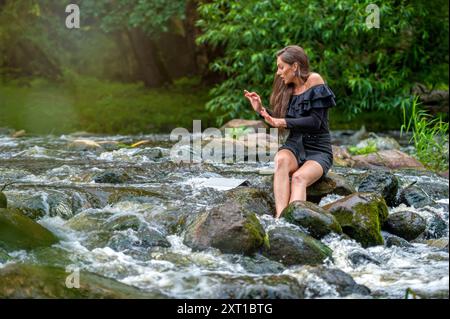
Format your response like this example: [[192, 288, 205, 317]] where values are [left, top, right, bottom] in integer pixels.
[[244, 45, 336, 218]]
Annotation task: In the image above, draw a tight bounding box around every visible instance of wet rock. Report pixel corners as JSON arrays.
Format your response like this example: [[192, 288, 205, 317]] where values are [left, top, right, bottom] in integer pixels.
[[200, 137, 247, 162], [307, 172, 356, 203], [382, 231, 413, 248], [211, 273, 306, 299], [262, 227, 333, 266], [0, 208, 58, 251], [93, 170, 131, 184], [356, 136, 401, 151], [135, 148, 163, 159], [225, 187, 275, 216], [383, 211, 426, 241], [107, 225, 171, 251], [352, 150, 424, 170], [422, 212, 448, 239], [347, 251, 381, 266], [423, 238, 449, 251], [149, 209, 189, 235], [66, 211, 170, 251], [323, 193, 388, 247], [6, 190, 74, 220], [0, 263, 167, 298], [357, 171, 399, 206], [68, 139, 102, 151], [397, 185, 433, 208], [307, 266, 371, 296], [183, 200, 266, 255], [282, 201, 342, 239], [223, 254, 285, 274]]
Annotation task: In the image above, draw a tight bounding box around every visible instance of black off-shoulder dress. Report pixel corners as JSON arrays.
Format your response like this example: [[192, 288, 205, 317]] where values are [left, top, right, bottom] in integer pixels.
[[261, 83, 336, 176]]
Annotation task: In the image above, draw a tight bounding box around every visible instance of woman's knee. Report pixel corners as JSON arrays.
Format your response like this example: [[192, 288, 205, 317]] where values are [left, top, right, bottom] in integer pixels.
[[291, 171, 308, 185], [274, 153, 292, 171]]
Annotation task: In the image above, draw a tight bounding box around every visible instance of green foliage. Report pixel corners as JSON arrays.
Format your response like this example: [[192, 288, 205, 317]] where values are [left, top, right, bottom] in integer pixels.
[[196, 0, 449, 125], [401, 96, 449, 171], [0, 75, 216, 134], [348, 140, 378, 155], [81, 0, 187, 37]]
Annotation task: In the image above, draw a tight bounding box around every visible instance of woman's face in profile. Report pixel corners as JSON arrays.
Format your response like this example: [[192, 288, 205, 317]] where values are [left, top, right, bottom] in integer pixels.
[[276, 56, 295, 85]]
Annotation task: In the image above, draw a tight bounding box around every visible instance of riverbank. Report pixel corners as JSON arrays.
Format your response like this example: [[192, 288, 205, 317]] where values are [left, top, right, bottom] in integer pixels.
[[0, 76, 403, 135]]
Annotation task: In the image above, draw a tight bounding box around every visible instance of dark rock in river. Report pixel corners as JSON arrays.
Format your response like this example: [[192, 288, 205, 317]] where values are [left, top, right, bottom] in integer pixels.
[[357, 171, 399, 206], [383, 211, 426, 241], [262, 227, 333, 266], [282, 200, 342, 239]]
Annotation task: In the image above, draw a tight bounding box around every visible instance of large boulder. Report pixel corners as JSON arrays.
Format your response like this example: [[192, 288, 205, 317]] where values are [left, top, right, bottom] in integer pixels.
[[183, 200, 266, 255], [225, 187, 275, 216], [352, 150, 424, 170], [357, 171, 399, 206], [383, 211, 426, 241], [0, 208, 59, 251], [323, 193, 388, 247], [307, 172, 356, 203], [0, 263, 166, 298], [262, 227, 333, 266], [282, 201, 342, 239]]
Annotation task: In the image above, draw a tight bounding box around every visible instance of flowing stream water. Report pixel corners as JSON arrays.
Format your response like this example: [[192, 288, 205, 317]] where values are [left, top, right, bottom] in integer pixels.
[[0, 131, 448, 298]]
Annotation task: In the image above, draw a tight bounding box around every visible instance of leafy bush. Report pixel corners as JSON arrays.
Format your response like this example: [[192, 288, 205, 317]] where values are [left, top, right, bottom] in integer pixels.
[[196, 0, 449, 125]]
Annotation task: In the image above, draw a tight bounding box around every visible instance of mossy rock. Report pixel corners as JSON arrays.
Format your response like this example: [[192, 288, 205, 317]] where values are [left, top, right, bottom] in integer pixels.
[[0, 263, 167, 298], [262, 227, 333, 266], [323, 193, 388, 247], [0, 192, 7, 209], [282, 201, 342, 239], [226, 187, 275, 216], [183, 201, 266, 255], [0, 208, 58, 251]]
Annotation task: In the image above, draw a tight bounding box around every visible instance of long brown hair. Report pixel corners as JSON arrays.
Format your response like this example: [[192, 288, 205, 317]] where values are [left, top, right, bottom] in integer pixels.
[[269, 45, 311, 119]]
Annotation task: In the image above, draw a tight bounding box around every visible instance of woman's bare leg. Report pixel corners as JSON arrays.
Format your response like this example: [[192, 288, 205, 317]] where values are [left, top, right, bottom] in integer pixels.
[[273, 149, 298, 218], [289, 160, 323, 203]]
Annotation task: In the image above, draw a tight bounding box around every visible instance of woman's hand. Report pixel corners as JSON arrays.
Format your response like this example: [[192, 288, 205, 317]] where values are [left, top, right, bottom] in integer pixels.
[[260, 108, 287, 128], [243, 89, 262, 113]]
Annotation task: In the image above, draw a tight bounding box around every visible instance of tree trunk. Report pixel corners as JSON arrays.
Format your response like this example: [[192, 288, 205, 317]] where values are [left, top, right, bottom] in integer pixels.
[[125, 28, 172, 87]]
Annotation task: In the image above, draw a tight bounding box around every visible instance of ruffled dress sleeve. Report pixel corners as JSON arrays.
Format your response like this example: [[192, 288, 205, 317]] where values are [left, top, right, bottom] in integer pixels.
[[285, 84, 336, 130]]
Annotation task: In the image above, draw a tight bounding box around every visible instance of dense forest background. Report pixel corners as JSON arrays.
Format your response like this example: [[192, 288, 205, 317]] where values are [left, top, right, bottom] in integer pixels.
[[0, 0, 448, 134]]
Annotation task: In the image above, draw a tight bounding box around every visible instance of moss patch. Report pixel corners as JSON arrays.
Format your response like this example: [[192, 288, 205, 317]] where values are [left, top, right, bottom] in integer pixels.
[[0, 208, 59, 251]]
